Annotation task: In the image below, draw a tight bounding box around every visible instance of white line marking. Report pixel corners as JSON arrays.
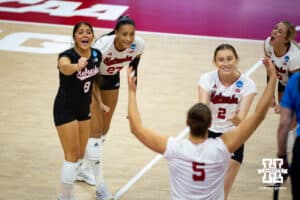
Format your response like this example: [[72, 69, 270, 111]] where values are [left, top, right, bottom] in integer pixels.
[[245, 59, 263, 76], [0, 19, 263, 43], [114, 127, 189, 200]]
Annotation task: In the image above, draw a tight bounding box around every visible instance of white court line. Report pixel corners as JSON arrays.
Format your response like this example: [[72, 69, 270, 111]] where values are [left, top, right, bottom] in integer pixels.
[[0, 19, 263, 43], [113, 127, 189, 200], [113, 60, 264, 200]]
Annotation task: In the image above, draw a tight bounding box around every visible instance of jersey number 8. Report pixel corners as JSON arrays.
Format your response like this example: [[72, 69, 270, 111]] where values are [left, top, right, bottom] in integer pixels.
[[83, 81, 91, 93]]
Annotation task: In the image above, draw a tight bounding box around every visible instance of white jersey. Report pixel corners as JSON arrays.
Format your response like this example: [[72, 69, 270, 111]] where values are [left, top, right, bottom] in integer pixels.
[[93, 35, 145, 75], [264, 36, 300, 86], [164, 137, 231, 200], [198, 70, 256, 133]]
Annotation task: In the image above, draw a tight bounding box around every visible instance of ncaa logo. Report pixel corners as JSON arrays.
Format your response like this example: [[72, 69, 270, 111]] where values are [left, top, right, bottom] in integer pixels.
[[236, 80, 243, 88], [257, 158, 288, 184]]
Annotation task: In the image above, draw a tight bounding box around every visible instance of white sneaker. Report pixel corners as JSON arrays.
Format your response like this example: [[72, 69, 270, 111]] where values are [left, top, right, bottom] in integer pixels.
[[96, 183, 112, 200], [76, 165, 96, 186]]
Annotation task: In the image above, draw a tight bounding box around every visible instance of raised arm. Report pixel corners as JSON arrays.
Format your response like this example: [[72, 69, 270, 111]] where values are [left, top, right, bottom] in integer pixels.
[[127, 67, 168, 154], [58, 56, 87, 75], [222, 57, 277, 153], [229, 93, 256, 126], [129, 54, 142, 84]]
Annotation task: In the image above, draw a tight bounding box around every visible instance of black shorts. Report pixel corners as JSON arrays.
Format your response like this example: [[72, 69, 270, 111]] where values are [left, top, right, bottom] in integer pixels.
[[96, 73, 120, 90], [277, 81, 285, 93], [53, 91, 91, 126], [208, 130, 244, 164]]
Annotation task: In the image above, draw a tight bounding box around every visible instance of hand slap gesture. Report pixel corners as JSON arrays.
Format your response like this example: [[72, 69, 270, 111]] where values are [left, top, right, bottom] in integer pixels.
[[127, 67, 137, 92]]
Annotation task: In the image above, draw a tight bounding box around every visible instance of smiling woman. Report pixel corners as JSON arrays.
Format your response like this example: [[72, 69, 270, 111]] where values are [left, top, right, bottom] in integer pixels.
[[53, 21, 102, 200], [197, 43, 257, 200]]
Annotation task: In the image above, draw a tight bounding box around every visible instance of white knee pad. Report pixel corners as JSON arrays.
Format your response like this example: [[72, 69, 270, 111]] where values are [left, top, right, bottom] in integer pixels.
[[61, 160, 81, 184], [86, 138, 102, 161]]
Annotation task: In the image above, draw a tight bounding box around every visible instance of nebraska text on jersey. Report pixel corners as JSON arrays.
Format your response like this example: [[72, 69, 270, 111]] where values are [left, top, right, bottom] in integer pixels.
[[210, 91, 238, 104], [77, 66, 99, 80], [103, 55, 133, 66], [198, 70, 256, 132], [93, 35, 144, 75]]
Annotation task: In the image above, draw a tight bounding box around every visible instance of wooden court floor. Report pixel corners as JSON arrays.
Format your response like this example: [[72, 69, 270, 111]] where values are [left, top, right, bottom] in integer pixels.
[[0, 21, 292, 200]]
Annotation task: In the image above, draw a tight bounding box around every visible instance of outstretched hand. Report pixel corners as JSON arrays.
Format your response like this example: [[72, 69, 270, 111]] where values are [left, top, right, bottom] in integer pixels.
[[228, 109, 241, 126], [262, 57, 276, 78], [127, 66, 137, 92], [77, 57, 88, 71], [263, 57, 277, 108]]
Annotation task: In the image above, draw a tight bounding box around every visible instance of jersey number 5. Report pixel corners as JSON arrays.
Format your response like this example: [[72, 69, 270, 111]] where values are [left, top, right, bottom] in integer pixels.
[[192, 162, 205, 181]]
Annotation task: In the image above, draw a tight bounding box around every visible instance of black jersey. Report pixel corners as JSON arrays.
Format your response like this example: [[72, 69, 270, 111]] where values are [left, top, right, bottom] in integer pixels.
[[53, 48, 101, 126], [57, 47, 101, 106]]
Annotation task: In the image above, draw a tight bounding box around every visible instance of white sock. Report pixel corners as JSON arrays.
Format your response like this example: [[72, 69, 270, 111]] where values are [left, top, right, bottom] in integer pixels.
[[60, 160, 81, 199], [61, 183, 73, 200], [86, 136, 106, 186], [91, 159, 104, 186]]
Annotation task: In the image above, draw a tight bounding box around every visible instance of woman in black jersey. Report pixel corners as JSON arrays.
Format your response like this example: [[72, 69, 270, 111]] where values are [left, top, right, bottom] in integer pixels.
[[53, 21, 102, 200]]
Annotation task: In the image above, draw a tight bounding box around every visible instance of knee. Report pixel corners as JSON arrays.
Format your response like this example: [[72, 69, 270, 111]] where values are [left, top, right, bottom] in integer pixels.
[[102, 125, 110, 135], [78, 151, 85, 160]]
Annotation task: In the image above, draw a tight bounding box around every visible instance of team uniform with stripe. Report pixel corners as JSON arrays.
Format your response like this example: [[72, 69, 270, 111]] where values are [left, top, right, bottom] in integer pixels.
[[264, 36, 300, 86], [198, 70, 256, 133], [93, 35, 144, 90], [164, 137, 231, 200]]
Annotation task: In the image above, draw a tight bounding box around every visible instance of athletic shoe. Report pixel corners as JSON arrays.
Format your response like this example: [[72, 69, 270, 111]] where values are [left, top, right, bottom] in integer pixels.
[[96, 183, 112, 200], [76, 165, 96, 186]]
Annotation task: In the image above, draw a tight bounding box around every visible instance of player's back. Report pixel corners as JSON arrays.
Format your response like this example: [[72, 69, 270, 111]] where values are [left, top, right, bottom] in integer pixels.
[[164, 137, 231, 200]]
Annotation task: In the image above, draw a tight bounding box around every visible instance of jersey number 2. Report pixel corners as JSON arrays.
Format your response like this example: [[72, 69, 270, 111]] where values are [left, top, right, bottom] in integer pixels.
[[217, 107, 226, 119], [192, 162, 205, 181]]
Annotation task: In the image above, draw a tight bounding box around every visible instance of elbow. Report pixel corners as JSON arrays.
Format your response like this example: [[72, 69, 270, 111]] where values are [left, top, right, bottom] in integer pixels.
[[128, 118, 141, 135], [129, 123, 138, 134]]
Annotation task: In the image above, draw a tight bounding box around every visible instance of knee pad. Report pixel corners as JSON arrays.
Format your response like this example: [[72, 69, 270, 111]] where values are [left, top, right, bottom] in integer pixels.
[[86, 138, 102, 161], [61, 160, 81, 184]]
